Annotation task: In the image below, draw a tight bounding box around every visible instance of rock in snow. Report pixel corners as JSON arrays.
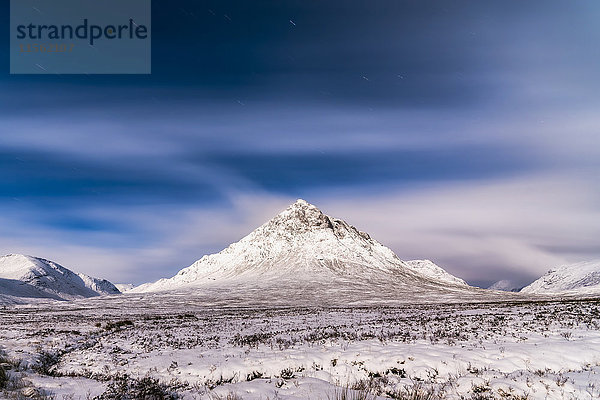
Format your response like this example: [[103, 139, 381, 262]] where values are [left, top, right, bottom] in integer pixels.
[[0, 254, 120, 302], [521, 260, 600, 294], [134, 199, 470, 294]]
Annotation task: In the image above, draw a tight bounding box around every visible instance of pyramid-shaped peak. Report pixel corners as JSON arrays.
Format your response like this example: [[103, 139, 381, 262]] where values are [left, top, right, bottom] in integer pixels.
[[282, 199, 325, 217], [265, 199, 333, 232], [134, 198, 475, 295], [263, 199, 371, 241], [289, 198, 317, 209]]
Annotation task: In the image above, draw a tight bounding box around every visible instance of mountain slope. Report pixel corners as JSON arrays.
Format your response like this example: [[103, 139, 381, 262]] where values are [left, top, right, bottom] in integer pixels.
[[404, 260, 467, 286], [0, 254, 120, 302], [521, 260, 600, 294], [134, 200, 475, 301]]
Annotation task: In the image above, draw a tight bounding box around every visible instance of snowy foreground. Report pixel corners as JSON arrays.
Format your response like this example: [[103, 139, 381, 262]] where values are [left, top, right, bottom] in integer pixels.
[[1, 296, 600, 400]]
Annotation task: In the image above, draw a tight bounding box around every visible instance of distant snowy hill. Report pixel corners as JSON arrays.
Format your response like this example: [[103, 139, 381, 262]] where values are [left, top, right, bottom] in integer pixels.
[[521, 260, 600, 294], [0, 254, 120, 302], [114, 283, 136, 293], [488, 280, 522, 292], [134, 199, 476, 301]]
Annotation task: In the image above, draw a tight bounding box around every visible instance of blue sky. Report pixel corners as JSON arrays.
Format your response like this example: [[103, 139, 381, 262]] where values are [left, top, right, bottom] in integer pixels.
[[1, 0, 599, 287]]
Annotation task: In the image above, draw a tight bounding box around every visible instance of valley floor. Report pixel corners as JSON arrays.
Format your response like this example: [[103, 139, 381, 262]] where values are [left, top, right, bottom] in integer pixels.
[[1, 297, 600, 399]]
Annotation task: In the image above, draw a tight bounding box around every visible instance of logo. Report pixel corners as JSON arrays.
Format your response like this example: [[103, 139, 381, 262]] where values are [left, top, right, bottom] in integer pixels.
[[10, 0, 151, 74]]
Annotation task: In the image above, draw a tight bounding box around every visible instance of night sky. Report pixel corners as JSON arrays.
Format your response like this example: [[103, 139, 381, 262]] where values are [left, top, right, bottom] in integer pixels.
[[1, 0, 599, 287]]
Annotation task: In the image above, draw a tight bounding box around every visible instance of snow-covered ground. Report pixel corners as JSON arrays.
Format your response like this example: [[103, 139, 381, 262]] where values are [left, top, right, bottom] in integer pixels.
[[1, 295, 600, 399]]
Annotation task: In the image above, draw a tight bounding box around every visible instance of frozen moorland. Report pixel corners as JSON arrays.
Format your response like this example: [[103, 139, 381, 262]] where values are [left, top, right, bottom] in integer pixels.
[[1, 295, 600, 400]]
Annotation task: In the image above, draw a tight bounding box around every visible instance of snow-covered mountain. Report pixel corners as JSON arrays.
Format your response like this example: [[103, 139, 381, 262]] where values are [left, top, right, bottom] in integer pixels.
[[134, 199, 473, 300], [521, 260, 600, 294], [488, 280, 522, 292], [0, 254, 120, 302]]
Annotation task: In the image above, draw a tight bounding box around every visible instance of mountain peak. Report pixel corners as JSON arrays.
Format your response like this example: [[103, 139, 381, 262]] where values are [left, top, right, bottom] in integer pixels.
[[134, 199, 473, 296], [1, 254, 47, 276], [285, 199, 322, 216], [291, 198, 312, 207], [267, 199, 333, 232]]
